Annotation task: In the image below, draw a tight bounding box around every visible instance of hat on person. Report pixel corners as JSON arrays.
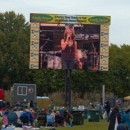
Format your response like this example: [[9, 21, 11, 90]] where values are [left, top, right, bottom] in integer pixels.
[[29, 108, 34, 112], [56, 111, 60, 115], [2, 125, 5, 128], [23, 109, 28, 112], [113, 105, 119, 111], [26, 109, 29, 111], [117, 124, 126, 130]]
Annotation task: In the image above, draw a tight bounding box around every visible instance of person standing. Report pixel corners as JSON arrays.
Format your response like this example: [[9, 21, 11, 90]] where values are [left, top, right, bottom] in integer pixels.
[[122, 105, 130, 130], [63, 109, 72, 127], [100, 103, 105, 119], [0, 98, 5, 110], [100, 103, 105, 110], [5, 101, 11, 110], [61, 24, 82, 69], [29, 100, 34, 109], [108, 105, 121, 130], [105, 101, 111, 122]]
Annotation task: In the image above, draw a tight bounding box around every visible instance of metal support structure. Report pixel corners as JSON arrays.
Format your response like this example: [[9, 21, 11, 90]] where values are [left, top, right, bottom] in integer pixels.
[[64, 69, 72, 108], [102, 85, 105, 106]]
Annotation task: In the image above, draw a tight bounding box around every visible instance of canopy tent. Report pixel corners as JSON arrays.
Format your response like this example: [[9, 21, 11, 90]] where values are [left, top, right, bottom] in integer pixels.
[[124, 96, 130, 100]]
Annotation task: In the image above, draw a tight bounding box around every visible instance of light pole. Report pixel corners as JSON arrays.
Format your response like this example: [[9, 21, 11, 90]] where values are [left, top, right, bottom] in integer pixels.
[[102, 85, 105, 106]]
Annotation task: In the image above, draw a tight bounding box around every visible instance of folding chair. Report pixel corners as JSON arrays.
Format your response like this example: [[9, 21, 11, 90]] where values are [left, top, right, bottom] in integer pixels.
[[46, 115, 55, 127]]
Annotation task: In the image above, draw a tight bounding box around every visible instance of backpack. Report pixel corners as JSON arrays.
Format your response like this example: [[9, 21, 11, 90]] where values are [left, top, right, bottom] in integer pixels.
[[0, 116, 3, 123]]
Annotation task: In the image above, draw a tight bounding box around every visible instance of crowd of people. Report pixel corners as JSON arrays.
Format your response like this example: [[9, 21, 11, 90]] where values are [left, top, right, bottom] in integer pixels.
[[1, 97, 130, 130], [88, 100, 130, 130], [104, 102, 130, 130], [0, 99, 73, 128], [107, 104, 130, 130]]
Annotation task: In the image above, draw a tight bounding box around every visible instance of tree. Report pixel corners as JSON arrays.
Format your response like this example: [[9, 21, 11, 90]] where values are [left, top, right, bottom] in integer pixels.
[[0, 11, 30, 89], [107, 44, 130, 97], [32, 69, 64, 96]]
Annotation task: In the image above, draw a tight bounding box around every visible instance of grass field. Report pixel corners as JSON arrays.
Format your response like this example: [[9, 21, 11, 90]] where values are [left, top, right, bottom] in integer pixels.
[[39, 119, 109, 130]]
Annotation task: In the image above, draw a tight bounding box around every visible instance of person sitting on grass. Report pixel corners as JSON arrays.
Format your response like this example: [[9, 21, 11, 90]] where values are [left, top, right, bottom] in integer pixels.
[[117, 123, 128, 130], [55, 111, 65, 127], [20, 109, 30, 125], [46, 112, 55, 127], [7, 109, 18, 126], [37, 108, 47, 127], [3, 109, 9, 127]]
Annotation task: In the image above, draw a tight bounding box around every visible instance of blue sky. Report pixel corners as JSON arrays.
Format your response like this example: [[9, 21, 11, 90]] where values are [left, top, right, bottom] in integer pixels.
[[1, 0, 130, 46]]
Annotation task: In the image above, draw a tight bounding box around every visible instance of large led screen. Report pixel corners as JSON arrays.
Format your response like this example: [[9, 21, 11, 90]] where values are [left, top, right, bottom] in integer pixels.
[[29, 14, 111, 71], [39, 24, 100, 70]]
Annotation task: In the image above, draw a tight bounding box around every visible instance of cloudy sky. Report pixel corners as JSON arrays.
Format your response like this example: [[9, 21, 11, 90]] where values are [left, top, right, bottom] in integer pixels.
[[1, 0, 130, 46]]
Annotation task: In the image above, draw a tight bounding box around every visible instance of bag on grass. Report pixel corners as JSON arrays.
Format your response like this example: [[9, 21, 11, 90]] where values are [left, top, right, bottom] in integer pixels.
[[103, 111, 107, 119], [114, 116, 119, 130]]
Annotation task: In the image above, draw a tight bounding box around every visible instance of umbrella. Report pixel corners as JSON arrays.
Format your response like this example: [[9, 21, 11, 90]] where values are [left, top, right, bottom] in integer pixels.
[[124, 96, 130, 100]]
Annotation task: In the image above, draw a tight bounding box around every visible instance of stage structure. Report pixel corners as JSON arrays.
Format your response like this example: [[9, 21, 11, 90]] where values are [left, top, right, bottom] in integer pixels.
[[29, 13, 111, 107]]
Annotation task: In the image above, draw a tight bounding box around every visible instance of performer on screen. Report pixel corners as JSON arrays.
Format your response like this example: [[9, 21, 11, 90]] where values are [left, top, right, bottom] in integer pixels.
[[61, 24, 82, 69]]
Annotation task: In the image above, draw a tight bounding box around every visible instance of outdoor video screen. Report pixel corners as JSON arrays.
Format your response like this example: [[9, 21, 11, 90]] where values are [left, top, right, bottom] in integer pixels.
[[39, 24, 100, 70]]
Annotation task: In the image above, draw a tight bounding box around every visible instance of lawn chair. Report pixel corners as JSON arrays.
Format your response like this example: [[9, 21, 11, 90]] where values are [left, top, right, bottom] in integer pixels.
[[7, 112, 17, 126], [46, 115, 55, 126], [37, 111, 47, 126]]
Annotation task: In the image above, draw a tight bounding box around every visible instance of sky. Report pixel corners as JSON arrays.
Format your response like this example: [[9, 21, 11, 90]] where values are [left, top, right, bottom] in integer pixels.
[[1, 0, 130, 46]]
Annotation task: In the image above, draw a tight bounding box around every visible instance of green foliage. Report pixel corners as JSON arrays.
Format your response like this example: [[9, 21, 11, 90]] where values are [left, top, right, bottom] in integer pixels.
[[107, 44, 130, 97], [0, 11, 30, 89], [32, 69, 64, 95]]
